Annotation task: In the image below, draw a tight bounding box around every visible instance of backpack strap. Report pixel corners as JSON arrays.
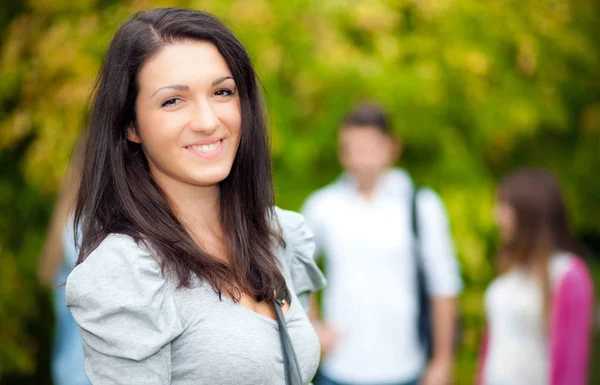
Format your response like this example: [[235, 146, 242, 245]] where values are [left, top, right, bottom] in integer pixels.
[[411, 185, 433, 359], [411, 186, 420, 241]]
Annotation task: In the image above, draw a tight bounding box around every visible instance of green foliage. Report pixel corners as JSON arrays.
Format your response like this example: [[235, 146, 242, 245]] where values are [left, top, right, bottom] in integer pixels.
[[0, 0, 599, 383]]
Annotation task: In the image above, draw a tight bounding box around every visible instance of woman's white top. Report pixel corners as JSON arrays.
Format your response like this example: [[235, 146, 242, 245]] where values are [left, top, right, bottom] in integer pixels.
[[483, 253, 572, 385]]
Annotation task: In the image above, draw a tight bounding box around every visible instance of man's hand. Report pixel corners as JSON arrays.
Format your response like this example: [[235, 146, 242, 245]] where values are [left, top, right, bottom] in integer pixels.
[[312, 321, 340, 357], [420, 358, 453, 385], [423, 296, 458, 385]]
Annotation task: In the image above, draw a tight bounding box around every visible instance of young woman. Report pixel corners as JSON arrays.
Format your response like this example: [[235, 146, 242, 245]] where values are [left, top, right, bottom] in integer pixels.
[[38, 152, 89, 385], [66, 8, 325, 384], [478, 169, 594, 385]]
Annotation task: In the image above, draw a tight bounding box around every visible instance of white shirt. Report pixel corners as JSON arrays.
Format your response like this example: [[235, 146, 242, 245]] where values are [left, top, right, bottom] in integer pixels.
[[302, 169, 462, 383], [483, 253, 572, 385]]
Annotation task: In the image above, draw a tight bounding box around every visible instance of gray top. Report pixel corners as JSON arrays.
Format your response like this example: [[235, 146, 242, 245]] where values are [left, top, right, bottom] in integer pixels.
[[66, 208, 326, 385]]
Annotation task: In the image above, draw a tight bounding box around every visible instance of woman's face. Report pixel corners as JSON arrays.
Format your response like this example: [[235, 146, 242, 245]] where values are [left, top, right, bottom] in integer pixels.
[[495, 198, 517, 243], [129, 40, 242, 192]]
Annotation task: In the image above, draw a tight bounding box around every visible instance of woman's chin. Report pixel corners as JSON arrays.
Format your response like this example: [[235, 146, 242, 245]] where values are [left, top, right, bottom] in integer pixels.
[[189, 165, 234, 187]]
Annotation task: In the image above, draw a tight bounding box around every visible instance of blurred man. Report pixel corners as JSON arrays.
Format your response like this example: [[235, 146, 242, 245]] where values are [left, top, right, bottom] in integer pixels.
[[302, 102, 462, 385]]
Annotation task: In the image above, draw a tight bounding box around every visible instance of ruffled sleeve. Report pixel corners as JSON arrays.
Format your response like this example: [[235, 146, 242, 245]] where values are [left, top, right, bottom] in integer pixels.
[[66, 234, 183, 384], [275, 207, 327, 314]]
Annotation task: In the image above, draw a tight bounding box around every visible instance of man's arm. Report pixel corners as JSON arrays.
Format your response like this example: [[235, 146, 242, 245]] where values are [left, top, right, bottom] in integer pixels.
[[301, 194, 341, 356], [308, 293, 339, 356], [425, 296, 459, 384], [431, 297, 458, 361], [416, 189, 462, 385]]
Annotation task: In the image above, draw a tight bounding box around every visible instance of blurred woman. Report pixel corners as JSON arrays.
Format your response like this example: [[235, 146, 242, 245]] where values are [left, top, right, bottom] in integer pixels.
[[478, 168, 594, 385], [65, 7, 325, 385], [38, 151, 89, 385]]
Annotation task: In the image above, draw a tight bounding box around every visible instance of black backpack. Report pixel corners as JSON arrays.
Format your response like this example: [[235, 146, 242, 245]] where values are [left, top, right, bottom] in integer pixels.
[[411, 186, 461, 359]]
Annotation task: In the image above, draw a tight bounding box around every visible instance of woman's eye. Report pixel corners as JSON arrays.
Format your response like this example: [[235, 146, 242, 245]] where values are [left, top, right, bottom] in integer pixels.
[[161, 98, 181, 108], [214, 88, 234, 97]]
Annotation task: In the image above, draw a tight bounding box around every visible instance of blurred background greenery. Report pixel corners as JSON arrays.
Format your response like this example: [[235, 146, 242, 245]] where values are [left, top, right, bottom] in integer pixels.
[[0, 0, 598, 384]]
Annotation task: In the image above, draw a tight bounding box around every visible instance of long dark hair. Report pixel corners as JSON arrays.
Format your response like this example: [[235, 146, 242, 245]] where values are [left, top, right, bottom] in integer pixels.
[[496, 168, 580, 322], [74, 8, 285, 302]]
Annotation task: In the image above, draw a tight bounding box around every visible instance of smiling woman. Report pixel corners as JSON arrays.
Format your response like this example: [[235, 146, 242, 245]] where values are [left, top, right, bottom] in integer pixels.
[[129, 41, 242, 188], [65, 8, 325, 385]]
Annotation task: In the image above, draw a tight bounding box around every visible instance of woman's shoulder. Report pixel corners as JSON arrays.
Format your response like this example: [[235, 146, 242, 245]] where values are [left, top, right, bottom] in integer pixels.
[[274, 207, 309, 240], [550, 252, 591, 285], [273, 207, 318, 264], [65, 233, 171, 320], [66, 234, 162, 290], [273, 207, 326, 312], [66, 233, 182, 360], [551, 252, 594, 300]]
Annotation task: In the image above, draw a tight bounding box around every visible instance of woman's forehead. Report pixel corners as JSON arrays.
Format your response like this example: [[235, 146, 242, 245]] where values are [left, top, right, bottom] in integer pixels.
[[137, 41, 233, 93]]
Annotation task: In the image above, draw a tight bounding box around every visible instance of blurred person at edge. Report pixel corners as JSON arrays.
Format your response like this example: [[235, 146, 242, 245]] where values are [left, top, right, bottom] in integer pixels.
[[477, 169, 594, 385], [38, 149, 89, 385], [302, 102, 462, 385]]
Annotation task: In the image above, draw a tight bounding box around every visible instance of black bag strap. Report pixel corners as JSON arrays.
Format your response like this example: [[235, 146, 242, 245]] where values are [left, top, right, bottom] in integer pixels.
[[274, 290, 303, 385], [411, 186, 462, 358], [410, 186, 420, 248], [411, 185, 433, 358]]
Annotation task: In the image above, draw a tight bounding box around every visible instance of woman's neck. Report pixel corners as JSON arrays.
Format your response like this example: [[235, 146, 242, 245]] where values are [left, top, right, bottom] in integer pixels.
[[158, 179, 224, 250]]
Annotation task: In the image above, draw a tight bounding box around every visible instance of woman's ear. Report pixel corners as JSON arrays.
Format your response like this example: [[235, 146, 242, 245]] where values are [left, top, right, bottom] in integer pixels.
[[390, 135, 402, 162], [126, 126, 141, 144]]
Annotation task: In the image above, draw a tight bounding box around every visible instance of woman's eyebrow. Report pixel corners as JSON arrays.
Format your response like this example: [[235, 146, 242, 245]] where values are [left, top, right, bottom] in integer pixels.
[[212, 76, 234, 86], [150, 77, 234, 97], [151, 84, 189, 97]]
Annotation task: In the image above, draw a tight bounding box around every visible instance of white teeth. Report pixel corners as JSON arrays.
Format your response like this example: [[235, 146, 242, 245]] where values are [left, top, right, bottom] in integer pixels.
[[189, 140, 221, 153]]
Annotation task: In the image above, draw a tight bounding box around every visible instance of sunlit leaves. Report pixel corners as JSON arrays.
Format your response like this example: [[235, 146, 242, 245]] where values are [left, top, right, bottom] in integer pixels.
[[0, 0, 598, 379]]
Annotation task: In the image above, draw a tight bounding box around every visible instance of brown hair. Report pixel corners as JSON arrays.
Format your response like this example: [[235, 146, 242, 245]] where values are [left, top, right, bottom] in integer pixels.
[[74, 8, 285, 303], [496, 168, 580, 324], [342, 101, 391, 134]]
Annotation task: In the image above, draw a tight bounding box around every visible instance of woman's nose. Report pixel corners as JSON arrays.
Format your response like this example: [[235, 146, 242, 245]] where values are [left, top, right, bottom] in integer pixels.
[[189, 100, 219, 134]]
